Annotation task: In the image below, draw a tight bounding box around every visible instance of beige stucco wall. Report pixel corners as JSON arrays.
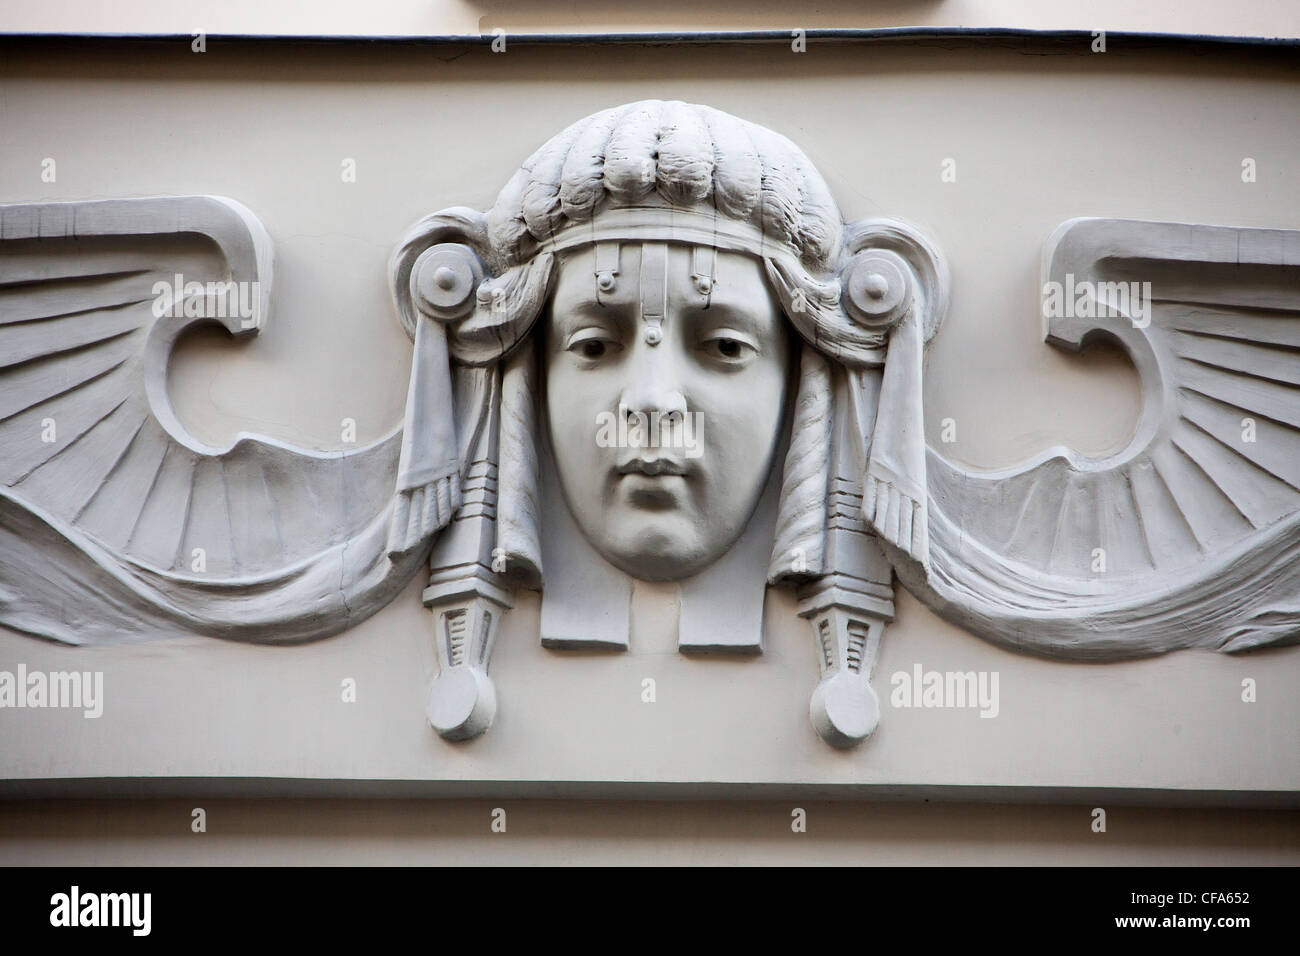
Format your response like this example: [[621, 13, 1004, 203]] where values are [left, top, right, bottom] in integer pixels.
[[6, 0, 1300, 39], [1, 30, 1298, 862]]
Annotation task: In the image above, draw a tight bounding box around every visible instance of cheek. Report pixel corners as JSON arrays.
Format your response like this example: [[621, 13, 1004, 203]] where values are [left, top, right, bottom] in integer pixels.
[[691, 360, 789, 469], [545, 360, 616, 472]]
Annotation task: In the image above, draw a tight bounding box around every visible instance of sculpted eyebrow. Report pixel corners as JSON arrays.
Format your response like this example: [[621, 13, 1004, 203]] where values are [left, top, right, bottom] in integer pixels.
[[685, 299, 767, 334], [552, 295, 635, 336]]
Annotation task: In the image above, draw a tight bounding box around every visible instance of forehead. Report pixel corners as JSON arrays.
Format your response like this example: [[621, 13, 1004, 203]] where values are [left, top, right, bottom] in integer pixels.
[[550, 243, 777, 316]]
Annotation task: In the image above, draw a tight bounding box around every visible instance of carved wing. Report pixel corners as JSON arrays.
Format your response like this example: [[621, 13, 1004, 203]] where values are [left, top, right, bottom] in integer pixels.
[[0, 196, 438, 645], [892, 218, 1300, 659]]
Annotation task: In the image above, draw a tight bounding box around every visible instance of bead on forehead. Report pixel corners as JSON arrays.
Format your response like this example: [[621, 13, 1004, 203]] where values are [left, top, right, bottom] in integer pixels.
[[591, 241, 722, 346], [639, 242, 668, 346], [691, 245, 717, 303], [594, 242, 620, 301]]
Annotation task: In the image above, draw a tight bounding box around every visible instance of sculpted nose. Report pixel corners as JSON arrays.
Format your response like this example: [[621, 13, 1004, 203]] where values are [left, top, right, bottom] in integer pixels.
[[619, 345, 687, 424]]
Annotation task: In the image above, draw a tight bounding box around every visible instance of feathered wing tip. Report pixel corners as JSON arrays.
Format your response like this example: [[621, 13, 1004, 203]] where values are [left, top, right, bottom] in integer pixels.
[[387, 472, 463, 558], [905, 217, 1300, 660]]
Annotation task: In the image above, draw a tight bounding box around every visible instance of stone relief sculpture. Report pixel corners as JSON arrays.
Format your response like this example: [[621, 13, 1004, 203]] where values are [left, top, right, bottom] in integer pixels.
[[1, 100, 1297, 749]]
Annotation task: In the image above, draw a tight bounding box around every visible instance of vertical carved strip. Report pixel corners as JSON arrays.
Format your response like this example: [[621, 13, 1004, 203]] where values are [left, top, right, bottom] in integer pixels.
[[424, 365, 512, 742], [798, 362, 895, 748]]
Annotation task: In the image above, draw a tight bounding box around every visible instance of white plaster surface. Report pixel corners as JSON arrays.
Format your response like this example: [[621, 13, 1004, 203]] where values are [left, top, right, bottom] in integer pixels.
[[0, 39, 1297, 799]]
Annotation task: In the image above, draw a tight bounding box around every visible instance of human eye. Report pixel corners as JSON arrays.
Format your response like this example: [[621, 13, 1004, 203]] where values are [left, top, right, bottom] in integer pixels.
[[565, 327, 623, 362], [698, 328, 758, 365]]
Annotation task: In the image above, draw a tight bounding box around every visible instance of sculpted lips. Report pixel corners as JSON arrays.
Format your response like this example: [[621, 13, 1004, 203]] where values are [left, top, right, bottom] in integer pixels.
[[616, 457, 689, 477], [614, 457, 691, 509]]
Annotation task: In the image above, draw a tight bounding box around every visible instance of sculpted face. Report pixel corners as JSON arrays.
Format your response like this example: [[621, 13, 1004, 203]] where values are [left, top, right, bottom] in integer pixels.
[[543, 243, 792, 581]]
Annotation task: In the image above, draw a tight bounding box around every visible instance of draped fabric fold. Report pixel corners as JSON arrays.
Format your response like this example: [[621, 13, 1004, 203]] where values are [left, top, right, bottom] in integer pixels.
[[387, 315, 462, 558], [863, 304, 930, 573]]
